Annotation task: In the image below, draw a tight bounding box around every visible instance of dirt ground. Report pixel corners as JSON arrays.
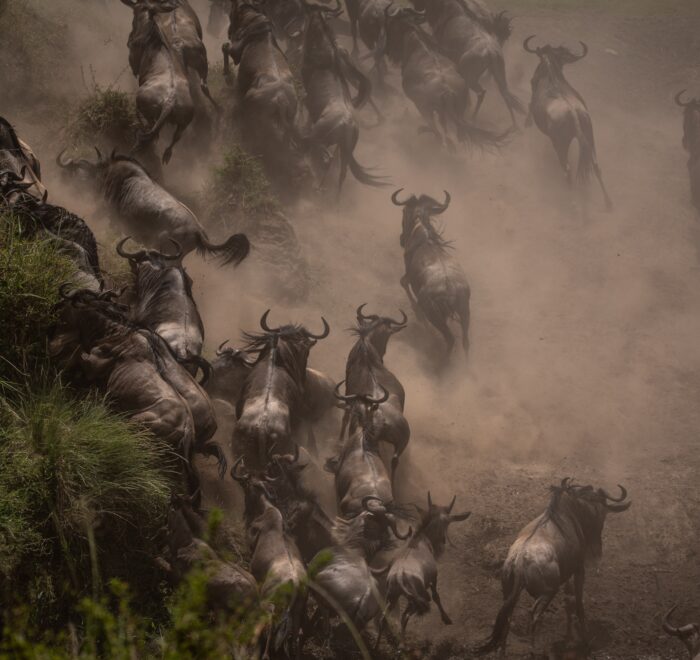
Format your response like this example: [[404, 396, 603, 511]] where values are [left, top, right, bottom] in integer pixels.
[[7, 0, 700, 658]]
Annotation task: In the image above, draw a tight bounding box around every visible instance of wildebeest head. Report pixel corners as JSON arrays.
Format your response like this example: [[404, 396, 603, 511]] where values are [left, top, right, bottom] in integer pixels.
[[412, 491, 470, 557], [354, 303, 407, 356], [116, 236, 183, 272], [523, 35, 588, 70], [301, 0, 343, 67], [55, 146, 113, 185], [334, 381, 389, 433], [548, 478, 631, 560], [663, 605, 700, 659], [230, 455, 278, 525], [382, 3, 427, 64], [393, 188, 451, 247]]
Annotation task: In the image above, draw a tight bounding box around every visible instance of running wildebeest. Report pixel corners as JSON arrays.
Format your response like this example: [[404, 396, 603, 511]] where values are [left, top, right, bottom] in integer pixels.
[[410, 0, 523, 127], [301, 0, 388, 195], [0, 116, 45, 199], [121, 0, 198, 163], [233, 459, 307, 659], [383, 5, 506, 151], [523, 36, 613, 210], [157, 493, 258, 611], [477, 478, 631, 656], [56, 149, 250, 265], [222, 0, 306, 188], [341, 305, 409, 476], [675, 90, 700, 213], [393, 189, 470, 357], [1, 179, 101, 290], [116, 236, 206, 373], [376, 492, 470, 643], [344, 0, 392, 86], [235, 310, 330, 471], [51, 289, 225, 501], [663, 606, 700, 660]]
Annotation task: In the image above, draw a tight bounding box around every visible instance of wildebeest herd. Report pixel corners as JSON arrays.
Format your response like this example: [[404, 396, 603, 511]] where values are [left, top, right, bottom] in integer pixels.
[[1, 0, 699, 657]]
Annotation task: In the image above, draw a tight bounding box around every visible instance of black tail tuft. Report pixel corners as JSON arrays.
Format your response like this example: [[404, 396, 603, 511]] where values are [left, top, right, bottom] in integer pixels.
[[198, 232, 250, 266]]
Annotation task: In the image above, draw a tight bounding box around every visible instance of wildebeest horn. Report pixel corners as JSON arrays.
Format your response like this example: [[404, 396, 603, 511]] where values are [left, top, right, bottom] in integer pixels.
[[357, 303, 373, 321], [575, 41, 588, 60], [447, 494, 457, 513], [362, 495, 386, 513], [58, 283, 78, 300], [216, 339, 230, 355], [602, 484, 627, 502], [162, 238, 183, 260], [94, 146, 103, 162], [333, 380, 357, 403], [389, 309, 408, 326], [387, 514, 412, 540], [367, 385, 389, 405], [116, 236, 146, 260], [273, 443, 300, 465], [305, 317, 330, 340], [56, 149, 77, 170], [259, 309, 278, 333], [675, 90, 692, 107], [41, 190, 48, 203], [230, 456, 249, 482], [391, 188, 411, 206], [663, 605, 696, 637], [432, 190, 451, 214], [523, 35, 539, 53]]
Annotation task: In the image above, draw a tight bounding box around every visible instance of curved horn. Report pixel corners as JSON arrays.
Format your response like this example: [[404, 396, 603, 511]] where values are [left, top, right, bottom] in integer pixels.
[[391, 188, 411, 206], [333, 380, 358, 403], [260, 309, 278, 333], [216, 339, 230, 356], [58, 283, 78, 300], [194, 356, 211, 386], [357, 303, 372, 321], [94, 146, 103, 162], [663, 606, 696, 637], [389, 309, 408, 326], [115, 236, 146, 260], [601, 484, 627, 502], [575, 41, 588, 60], [365, 384, 389, 405], [362, 495, 386, 513], [523, 35, 538, 53], [387, 514, 412, 540], [675, 89, 692, 107], [306, 317, 330, 340], [432, 190, 451, 214], [56, 149, 77, 170], [163, 238, 183, 260], [447, 494, 457, 513], [230, 456, 249, 483]]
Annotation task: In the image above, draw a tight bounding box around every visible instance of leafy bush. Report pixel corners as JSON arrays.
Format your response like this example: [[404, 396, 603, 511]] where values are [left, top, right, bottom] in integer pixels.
[[0, 385, 173, 624], [0, 214, 75, 380]]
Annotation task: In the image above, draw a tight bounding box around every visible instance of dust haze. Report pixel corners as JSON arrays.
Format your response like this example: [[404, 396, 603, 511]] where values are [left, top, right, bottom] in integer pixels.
[[5, 0, 700, 656]]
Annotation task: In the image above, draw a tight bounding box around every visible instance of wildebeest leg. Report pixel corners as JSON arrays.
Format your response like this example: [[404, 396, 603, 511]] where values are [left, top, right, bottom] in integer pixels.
[[430, 580, 452, 625], [529, 591, 557, 654], [400, 603, 415, 636], [592, 160, 613, 211], [416, 107, 443, 148], [306, 422, 318, 456], [197, 440, 228, 479], [553, 137, 574, 186], [573, 569, 587, 639], [457, 293, 470, 355], [162, 122, 187, 165], [425, 306, 455, 354], [471, 81, 487, 120], [400, 275, 426, 322]]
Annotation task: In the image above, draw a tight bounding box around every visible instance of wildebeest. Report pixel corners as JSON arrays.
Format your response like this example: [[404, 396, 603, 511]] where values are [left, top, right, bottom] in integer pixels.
[[523, 36, 612, 210], [675, 90, 700, 213], [222, 0, 305, 187], [393, 189, 470, 356], [2, 181, 101, 290], [377, 492, 470, 643], [56, 150, 250, 265], [411, 0, 523, 127], [157, 493, 258, 611], [116, 236, 205, 372], [121, 0, 198, 163], [0, 116, 45, 198], [342, 305, 409, 476], [235, 310, 330, 471], [344, 0, 391, 85], [663, 606, 700, 660], [383, 5, 506, 151], [301, 0, 388, 194], [234, 460, 307, 659], [477, 478, 631, 655]]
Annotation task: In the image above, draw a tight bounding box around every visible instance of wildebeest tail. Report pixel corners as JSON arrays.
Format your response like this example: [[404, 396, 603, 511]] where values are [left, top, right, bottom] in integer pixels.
[[394, 573, 431, 615], [196, 232, 250, 266], [475, 565, 523, 654], [448, 94, 510, 149], [137, 93, 177, 149], [576, 111, 598, 185], [343, 124, 391, 188]]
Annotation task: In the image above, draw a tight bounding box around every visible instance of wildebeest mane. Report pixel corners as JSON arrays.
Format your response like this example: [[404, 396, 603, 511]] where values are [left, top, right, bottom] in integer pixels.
[[136, 261, 194, 301], [242, 327, 309, 387], [347, 329, 385, 372], [0, 116, 22, 151]]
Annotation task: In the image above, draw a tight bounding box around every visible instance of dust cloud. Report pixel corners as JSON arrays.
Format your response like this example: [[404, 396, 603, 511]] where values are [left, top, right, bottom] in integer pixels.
[[5, 0, 700, 656]]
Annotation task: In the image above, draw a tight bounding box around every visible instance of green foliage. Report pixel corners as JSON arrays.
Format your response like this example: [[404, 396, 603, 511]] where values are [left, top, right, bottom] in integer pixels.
[[0, 385, 173, 623], [68, 85, 140, 149], [0, 214, 75, 380], [205, 145, 281, 226]]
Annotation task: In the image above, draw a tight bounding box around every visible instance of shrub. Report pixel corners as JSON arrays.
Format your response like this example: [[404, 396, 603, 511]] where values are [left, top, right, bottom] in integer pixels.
[[0, 214, 75, 380], [0, 385, 174, 624]]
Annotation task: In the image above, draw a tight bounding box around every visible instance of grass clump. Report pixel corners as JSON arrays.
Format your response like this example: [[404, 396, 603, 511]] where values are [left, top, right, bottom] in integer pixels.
[[0, 385, 173, 625], [0, 214, 76, 380]]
